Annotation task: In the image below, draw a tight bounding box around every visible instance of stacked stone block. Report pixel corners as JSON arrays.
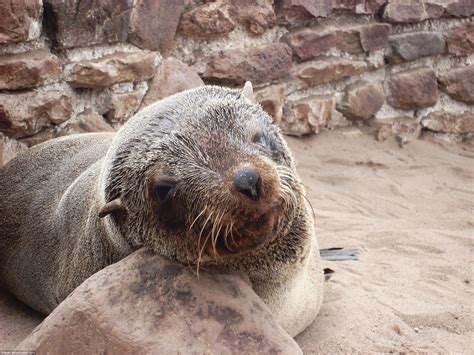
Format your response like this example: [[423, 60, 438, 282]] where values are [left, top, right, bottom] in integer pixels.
[[0, 0, 473, 167]]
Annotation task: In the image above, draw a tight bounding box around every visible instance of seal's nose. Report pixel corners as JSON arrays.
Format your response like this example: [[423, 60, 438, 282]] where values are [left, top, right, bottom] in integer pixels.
[[234, 167, 260, 201]]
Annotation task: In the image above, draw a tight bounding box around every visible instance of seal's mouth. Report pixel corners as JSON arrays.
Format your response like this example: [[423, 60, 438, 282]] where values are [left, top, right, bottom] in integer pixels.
[[192, 201, 284, 259], [218, 206, 280, 255]]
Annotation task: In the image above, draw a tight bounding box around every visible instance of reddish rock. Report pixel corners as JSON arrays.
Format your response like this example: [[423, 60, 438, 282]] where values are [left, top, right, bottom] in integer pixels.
[[332, 0, 359, 11], [0, 50, 61, 90], [0, 0, 42, 44], [364, 0, 388, 13], [19, 249, 302, 354], [283, 29, 342, 61], [254, 84, 286, 123], [337, 24, 391, 54], [0, 91, 72, 138], [203, 43, 292, 85], [281, 95, 337, 135], [341, 81, 384, 121], [18, 130, 55, 147], [107, 91, 146, 124], [39, 95, 72, 125], [336, 29, 364, 54], [275, 0, 332, 24], [60, 109, 115, 136], [376, 124, 395, 143], [387, 31, 445, 63], [229, 0, 276, 35], [383, 3, 424, 22], [425, 2, 446, 18], [66, 52, 156, 89], [141, 58, 204, 109], [0, 133, 28, 168], [332, 0, 360, 11], [293, 58, 366, 87], [332, 0, 387, 14], [178, 1, 234, 38], [438, 65, 474, 104], [387, 68, 438, 110], [280, 104, 312, 136], [374, 117, 421, 143], [359, 23, 391, 52], [43, 0, 131, 48], [447, 24, 474, 56], [382, 2, 443, 23], [443, 0, 474, 17], [421, 111, 474, 134], [129, 0, 185, 52]]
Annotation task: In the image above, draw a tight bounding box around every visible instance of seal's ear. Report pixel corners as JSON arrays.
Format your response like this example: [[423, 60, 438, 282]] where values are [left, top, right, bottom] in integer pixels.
[[99, 198, 126, 218], [241, 81, 257, 104]]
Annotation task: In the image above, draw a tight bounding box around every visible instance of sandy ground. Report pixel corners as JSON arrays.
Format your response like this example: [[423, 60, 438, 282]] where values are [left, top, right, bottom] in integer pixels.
[[1, 128, 473, 352], [292, 129, 473, 353]]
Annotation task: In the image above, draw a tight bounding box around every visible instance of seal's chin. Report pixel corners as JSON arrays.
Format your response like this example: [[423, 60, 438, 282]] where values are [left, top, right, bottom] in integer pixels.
[[199, 202, 284, 258]]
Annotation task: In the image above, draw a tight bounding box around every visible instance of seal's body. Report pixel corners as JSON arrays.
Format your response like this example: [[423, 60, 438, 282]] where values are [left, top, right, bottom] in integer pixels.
[[0, 85, 323, 336]]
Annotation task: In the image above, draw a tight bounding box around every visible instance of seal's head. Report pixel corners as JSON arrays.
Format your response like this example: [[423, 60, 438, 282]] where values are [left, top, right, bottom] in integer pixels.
[[100, 83, 305, 267]]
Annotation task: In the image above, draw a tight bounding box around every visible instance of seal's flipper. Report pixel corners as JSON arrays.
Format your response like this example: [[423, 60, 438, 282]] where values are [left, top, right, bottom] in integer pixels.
[[319, 248, 358, 261]]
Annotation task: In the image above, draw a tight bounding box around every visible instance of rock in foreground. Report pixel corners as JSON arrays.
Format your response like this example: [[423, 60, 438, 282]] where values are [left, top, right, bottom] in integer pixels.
[[18, 249, 301, 354]]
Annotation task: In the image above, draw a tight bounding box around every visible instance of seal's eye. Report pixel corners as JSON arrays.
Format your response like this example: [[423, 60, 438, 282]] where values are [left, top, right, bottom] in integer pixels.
[[252, 131, 270, 149], [153, 180, 176, 203]]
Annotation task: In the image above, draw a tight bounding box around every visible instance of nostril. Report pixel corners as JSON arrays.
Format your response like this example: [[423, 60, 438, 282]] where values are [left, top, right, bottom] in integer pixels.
[[233, 167, 260, 201]]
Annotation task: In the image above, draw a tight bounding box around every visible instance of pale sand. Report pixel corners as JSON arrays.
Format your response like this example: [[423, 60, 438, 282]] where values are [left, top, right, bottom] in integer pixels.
[[1, 128, 473, 352], [292, 129, 473, 353]]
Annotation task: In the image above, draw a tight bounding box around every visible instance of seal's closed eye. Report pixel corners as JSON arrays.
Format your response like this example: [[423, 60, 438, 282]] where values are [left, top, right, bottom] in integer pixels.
[[154, 180, 177, 203], [252, 131, 270, 149]]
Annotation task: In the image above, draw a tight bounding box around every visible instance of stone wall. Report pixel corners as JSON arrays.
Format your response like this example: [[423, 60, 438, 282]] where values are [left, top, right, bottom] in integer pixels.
[[1, 0, 473, 167]]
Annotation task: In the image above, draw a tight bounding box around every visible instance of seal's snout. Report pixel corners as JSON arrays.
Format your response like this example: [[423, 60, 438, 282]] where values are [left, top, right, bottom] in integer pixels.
[[233, 167, 261, 201]]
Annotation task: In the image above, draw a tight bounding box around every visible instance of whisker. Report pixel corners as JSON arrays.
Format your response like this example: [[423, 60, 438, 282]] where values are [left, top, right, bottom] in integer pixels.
[[280, 184, 297, 203], [210, 212, 218, 257], [196, 231, 212, 278], [199, 210, 213, 239], [230, 221, 238, 248], [196, 210, 213, 276], [224, 222, 234, 252], [303, 194, 316, 220], [211, 212, 223, 259], [189, 208, 206, 231], [186, 250, 199, 277]]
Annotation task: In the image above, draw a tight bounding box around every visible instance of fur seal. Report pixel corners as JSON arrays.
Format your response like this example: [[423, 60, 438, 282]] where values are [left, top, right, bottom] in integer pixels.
[[0, 83, 323, 337]]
